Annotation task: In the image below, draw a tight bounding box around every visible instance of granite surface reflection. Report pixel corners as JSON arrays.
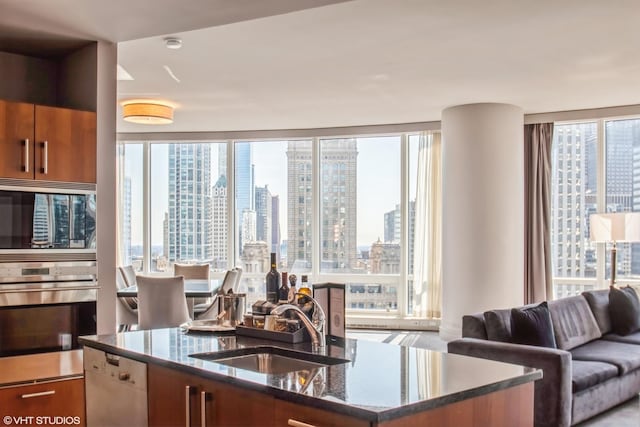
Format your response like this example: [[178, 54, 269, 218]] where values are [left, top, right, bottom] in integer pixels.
[[80, 328, 540, 422]]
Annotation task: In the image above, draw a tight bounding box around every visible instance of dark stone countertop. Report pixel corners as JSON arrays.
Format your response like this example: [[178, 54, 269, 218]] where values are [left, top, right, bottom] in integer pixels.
[[79, 328, 541, 423]]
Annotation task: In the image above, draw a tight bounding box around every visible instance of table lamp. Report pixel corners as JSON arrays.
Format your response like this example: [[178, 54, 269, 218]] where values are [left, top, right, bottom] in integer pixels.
[[590, 212, 640, 286]]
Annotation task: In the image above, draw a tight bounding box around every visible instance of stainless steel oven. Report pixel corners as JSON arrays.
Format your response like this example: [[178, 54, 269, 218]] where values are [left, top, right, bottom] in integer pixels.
[[0, 260, 97, 357]]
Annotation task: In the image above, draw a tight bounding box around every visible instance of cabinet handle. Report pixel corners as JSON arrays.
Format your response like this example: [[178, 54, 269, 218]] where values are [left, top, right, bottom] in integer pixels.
[[287, 420, 316, 427], [185, 386, 192, 427], [200, 391, 208, 427], [21, 390, 56, 399], [23, 139, 29, 172], [41, 140, 48, 174]]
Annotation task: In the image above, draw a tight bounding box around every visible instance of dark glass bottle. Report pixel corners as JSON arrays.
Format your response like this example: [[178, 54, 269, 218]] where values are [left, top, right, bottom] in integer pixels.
[[265, 253, 280, 303], [278, 271, 289, 303]]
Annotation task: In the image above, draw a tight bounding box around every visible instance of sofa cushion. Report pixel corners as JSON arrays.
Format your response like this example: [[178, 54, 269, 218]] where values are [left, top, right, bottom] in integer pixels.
[[483, 309, 512, 342], [582, 289, 612, 335], [609, 286, 640, 336], [548, 295, 602, 350], [462, 313, 488, 339], [571, 360, 619, 392], [602, 331, 640, 345], [511, 302, 557, 348], [570, 339, 640, 375]]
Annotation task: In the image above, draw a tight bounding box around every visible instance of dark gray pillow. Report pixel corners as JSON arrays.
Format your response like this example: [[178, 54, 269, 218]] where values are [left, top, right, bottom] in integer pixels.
[[609, 286, 640, 336], [483, 309, 512, 342], [511, 302, 557, 348]]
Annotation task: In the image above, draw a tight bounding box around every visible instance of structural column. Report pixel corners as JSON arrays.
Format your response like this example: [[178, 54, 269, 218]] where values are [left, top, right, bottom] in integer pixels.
[[439, 103, 524, 341]]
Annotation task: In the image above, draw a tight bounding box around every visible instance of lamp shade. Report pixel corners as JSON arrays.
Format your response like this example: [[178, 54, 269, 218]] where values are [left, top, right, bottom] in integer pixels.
[[122, 102, 173, 124], [590, 213, 640, 242]]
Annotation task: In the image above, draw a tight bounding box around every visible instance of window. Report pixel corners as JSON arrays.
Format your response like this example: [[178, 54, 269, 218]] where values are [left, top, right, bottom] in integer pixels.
[[118, 143, 143, 271], [551, 117, 640, 297], [118, 132, 435, 323]]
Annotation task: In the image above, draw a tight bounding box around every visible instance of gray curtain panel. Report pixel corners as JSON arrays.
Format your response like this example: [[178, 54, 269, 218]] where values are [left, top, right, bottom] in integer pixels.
[[524, 123, 554, 304]]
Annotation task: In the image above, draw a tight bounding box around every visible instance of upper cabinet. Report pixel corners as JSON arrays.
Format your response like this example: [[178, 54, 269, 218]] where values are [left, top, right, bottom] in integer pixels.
[[0, 100, 34, 180], [34, 105, 96, 183], [0, 100, 96, 183]]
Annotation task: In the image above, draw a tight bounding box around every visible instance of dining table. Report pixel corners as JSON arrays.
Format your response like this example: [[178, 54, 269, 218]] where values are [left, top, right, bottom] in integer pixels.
[[117, 278, 221, 318]]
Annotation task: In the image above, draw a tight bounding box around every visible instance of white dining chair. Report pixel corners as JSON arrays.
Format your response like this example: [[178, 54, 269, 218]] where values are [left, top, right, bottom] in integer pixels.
[[136, 275, 191, 330], [119, 265, 138, 287], [115, 267, 138, 331]]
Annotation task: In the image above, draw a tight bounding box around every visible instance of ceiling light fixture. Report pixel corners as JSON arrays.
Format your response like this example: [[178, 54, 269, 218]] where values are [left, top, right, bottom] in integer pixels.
[[122, 101, 174, 125]]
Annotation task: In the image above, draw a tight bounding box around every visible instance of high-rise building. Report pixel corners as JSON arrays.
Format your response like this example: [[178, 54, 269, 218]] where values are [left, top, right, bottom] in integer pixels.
[[122, 177, 132, 265], [211, 175, 228, 269], [552, 124, 598, 283], [167, 143, 212, 263], [235, 143, 254, 253], [383, 201, 416, 272], [271, 195, 281, 260], [255, 185, 272, 250], [287, 139, 357, 272]]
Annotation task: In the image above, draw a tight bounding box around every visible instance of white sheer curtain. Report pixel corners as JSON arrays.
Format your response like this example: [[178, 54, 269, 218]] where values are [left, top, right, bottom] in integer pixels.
[[412, 132, 442, 318]]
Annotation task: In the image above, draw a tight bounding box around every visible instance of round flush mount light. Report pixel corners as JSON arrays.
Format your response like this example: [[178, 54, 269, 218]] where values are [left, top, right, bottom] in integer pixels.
[[164, 37, 182, 49], [122, 101, 174, 125]]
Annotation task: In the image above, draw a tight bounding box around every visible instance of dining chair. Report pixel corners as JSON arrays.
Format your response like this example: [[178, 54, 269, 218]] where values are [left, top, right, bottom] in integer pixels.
[[195, 269, 238, 320], [136, 275, 191, 330], [115, 267, 138, 331], [174, 263, 211, 307], [119, 265, 138, 287]]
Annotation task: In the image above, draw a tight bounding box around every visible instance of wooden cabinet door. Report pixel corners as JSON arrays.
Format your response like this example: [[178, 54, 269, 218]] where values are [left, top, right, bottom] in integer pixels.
[[199, 377, 275, 427], [148, 364, 199, 427], [149, 364, 276, 427], [0, 100, 34, 179], [34, 105, 96, 183], [0, 377, 85, 426]]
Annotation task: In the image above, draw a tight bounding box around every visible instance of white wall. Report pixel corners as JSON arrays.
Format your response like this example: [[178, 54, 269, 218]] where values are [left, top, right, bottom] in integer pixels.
[[439, 103, 524, 341]]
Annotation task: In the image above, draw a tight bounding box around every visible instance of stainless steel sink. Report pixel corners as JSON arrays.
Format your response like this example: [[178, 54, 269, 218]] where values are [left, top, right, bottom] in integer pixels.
[[190, 346, 349, 375]]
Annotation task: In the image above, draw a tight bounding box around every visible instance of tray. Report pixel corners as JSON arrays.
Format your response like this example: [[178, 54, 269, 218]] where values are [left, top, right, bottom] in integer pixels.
[[235, 325, 310, 343], [180, 319, 236, 333]]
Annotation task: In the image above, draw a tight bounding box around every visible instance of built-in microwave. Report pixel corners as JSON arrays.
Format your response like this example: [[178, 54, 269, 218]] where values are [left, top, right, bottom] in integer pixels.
[[0, 188, 96, 251]]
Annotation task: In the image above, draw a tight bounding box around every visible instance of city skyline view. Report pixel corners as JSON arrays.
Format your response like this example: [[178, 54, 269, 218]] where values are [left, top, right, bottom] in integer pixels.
[[122, 137, 406, 254]]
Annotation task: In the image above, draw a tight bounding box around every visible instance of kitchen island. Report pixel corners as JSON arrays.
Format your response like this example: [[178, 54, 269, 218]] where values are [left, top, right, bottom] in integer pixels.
[[80, 328, 540, 426]]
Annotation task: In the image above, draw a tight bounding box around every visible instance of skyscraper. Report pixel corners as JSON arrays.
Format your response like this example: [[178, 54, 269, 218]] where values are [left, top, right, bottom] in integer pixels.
[[167, 143, 212, 263], [287, 139, 357, 271], [271, 195, 281, 259], [211, 175, 228, 269], [235, 143, 254, 254], [552, 124, 597, 280], [255, 185, 272, 245]]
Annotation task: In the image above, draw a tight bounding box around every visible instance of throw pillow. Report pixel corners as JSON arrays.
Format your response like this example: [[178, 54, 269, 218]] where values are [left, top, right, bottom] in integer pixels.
[[511, 302, 557, 348], [609, 286, 640, 336]]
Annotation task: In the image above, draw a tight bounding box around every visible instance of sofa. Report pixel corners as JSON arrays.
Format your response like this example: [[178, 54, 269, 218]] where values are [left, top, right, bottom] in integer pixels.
[[448, 289, 640, 427]]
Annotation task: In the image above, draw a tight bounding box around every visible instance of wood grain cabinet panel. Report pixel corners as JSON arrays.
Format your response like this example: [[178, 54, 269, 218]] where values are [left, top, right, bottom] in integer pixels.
[[148, 364, 275, 427], [34, 105, 96, 183], [0, 377, 85, 427], [0, 100, 35, 179]]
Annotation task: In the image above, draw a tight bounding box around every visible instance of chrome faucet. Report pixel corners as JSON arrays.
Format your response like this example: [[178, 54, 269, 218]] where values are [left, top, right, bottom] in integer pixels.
[[271, 293, 326, 351]]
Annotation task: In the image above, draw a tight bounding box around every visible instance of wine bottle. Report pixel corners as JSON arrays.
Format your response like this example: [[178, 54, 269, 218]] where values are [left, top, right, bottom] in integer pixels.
[[278, 271, 289, 303], [265, 253, 280, 303]]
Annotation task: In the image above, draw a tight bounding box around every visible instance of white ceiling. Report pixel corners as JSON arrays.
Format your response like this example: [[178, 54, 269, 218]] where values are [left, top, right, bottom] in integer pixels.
[[3, 0, 640, 132]]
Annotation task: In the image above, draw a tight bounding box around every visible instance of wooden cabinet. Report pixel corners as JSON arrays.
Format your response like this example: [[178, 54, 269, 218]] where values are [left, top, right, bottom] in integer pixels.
[[0, 377, 85, 426], [0, 100, 34, 179], [0, 99, 96, 183], [148, 364, 274, 427]]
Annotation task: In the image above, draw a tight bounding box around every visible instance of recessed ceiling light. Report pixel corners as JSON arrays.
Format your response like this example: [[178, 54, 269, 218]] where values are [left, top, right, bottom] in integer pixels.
[[164, 37, 182, 49]]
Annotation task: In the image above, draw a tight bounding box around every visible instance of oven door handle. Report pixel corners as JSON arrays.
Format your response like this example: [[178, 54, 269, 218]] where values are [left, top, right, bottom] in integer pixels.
[[0, 286, 100, 294]]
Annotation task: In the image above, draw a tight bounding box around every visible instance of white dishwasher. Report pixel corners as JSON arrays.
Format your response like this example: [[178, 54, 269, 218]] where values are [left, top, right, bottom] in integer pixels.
[[84, 346, 148, 427]]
